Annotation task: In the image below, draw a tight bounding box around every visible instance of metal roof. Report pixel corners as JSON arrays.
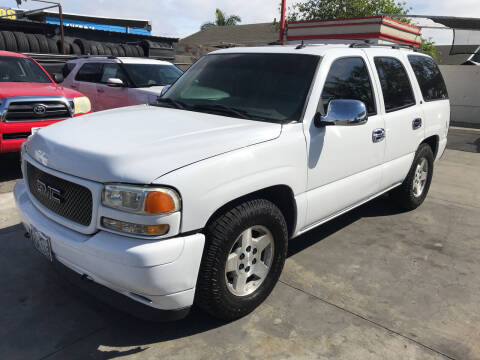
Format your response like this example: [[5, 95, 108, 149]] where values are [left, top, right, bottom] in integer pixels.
[[385, 14, 480, 30]]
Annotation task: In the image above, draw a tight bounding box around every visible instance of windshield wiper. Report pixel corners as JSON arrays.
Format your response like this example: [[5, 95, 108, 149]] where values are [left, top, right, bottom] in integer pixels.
[[154, 97, 186, 110], [190, 104, 252, 119]]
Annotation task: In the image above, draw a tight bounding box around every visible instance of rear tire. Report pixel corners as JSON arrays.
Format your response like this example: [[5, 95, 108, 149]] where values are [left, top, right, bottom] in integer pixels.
[[196, 199, 288, 321], [391, 143, 434, 210]]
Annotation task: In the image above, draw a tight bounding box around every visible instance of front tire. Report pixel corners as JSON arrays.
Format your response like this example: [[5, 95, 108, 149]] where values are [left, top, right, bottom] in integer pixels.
[[195, 199, 288, 321], [392, 143, 434, 210]]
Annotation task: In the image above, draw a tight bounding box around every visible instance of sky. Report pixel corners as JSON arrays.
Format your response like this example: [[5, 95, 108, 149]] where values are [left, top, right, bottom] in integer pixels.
[[8, 0, 480, 44]]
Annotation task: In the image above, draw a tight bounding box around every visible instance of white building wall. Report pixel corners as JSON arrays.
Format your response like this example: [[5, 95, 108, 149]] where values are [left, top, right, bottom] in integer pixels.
[[440, 65, 480, 128]]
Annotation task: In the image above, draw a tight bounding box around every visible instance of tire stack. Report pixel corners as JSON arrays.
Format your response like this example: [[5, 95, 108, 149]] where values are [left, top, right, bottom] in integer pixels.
[[0, 30, 149, 58]]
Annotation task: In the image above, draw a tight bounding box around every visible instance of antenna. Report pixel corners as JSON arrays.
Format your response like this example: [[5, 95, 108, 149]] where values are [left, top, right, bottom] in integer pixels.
[[295, 40, 306, 50]]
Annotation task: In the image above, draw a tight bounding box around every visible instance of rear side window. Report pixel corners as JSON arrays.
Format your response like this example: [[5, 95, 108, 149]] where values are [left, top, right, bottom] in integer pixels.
[[75, 63, 103, 83], [408, 55, 448, 101], [321, 57, 376, 115], [374, 57, 416, 112]]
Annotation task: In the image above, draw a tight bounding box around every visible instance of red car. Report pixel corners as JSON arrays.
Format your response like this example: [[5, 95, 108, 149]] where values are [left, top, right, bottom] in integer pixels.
[[0, 51, 91, 153]]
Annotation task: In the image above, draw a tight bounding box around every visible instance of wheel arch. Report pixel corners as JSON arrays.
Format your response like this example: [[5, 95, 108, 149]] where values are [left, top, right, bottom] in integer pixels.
[[421, 135, 440, 158], [204, 185, 297, 239]]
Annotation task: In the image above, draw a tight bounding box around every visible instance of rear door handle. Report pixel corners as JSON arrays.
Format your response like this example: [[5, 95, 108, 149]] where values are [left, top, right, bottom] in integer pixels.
[[412, 118, 422, 130], [372, 128, 385, 143], [70, 84, 77, 88]]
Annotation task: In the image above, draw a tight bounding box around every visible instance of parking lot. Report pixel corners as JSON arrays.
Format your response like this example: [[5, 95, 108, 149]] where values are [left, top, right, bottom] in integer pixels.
[[0, 127, 479, 360]]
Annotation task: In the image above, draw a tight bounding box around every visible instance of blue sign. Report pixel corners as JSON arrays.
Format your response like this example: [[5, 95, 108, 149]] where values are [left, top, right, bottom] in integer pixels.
[[45, 16, 151, 36]]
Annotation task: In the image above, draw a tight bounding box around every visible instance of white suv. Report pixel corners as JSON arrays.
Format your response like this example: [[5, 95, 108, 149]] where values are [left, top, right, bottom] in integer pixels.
[[15, 44, 449, 321], [62, 56, 183, 112]]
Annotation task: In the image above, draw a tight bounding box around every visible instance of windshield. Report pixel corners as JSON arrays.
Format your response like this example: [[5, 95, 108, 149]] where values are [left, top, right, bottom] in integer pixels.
[[0, 57, 51, 83], [122, 64, 183, 87], [158, 53, 320, 123]]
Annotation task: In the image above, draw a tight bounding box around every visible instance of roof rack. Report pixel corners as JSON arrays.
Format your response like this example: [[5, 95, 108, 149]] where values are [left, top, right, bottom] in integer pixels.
[[349, 41, 420, 52], [75, 55, 118, 59]]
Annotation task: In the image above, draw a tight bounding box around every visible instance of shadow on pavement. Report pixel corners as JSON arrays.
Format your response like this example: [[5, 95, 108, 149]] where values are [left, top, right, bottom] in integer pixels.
[[288, 194, 405, 258], [0, 152, 21, 182]]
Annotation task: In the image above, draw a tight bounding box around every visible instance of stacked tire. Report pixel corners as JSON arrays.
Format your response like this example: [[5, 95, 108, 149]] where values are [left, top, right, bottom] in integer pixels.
[[0, 30, 148, 58]]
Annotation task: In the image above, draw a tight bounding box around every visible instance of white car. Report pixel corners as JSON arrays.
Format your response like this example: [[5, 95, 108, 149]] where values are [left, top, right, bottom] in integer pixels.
[[61, 56, 183, 112], [15, 44, 450, 321]]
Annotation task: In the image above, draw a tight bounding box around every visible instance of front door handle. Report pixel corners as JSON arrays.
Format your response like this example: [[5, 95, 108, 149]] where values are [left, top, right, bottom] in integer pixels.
[[412, 118, 422, 130], [97, 88, 105, 93], [372, 128, 385, 143]]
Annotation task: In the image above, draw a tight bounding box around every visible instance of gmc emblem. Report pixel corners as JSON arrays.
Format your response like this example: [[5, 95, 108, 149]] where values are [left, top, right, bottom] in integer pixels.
[[36, 179, 63, 204]]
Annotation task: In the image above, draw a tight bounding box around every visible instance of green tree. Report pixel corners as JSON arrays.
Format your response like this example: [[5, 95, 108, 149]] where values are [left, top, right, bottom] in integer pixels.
[[287, 0, 411, 21], [201, 9, 242, 31], [419, 37, 437, 59]]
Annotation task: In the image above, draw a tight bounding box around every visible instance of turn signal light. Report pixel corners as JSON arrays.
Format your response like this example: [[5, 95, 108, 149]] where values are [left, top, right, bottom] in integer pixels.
[[145, 191, 176, 214], [102, 217, 169, 236]]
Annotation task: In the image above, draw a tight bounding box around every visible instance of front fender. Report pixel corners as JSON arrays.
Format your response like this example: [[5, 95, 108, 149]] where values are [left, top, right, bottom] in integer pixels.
[[153, 123, 307, 233]]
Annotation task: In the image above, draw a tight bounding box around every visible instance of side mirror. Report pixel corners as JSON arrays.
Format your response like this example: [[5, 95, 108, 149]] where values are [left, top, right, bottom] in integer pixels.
[[106, 78, 124, 87], [53, 73, 64, 83], [160, 84, 171, 97], [314, 99, 368, 127]]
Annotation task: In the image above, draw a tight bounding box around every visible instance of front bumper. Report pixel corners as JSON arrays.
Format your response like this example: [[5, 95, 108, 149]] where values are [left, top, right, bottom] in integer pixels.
[[14, 180, 205, 314], [0, 119, 62, 153]]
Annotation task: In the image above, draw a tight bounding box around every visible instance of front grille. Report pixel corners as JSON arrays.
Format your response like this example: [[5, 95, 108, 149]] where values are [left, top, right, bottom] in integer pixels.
[[26, 162, 93, 226], [6, 101, 70, 122], [3, 132, 30, 140]]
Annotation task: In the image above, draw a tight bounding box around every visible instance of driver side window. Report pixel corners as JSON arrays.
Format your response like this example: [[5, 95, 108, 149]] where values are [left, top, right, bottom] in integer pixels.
[[100, 64, 128, 85], [320, 57, 376, 116]]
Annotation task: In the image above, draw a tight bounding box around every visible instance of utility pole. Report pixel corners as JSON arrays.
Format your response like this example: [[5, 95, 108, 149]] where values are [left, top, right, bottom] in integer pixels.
[[279, 0, 286, 44]]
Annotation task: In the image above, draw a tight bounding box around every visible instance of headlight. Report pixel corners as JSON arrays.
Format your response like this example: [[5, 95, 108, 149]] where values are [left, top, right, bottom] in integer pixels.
[[73, 96, 91, 115], [102, 184, 181, 215]]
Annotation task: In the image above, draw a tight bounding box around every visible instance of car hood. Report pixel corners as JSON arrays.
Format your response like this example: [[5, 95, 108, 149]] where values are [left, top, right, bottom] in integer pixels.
[[0, 82, 83, 98], [26, 104, 282, 184]]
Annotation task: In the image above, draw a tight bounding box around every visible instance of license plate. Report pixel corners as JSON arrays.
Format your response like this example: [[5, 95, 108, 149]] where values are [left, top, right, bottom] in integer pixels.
[[30, 226, 53, 262]]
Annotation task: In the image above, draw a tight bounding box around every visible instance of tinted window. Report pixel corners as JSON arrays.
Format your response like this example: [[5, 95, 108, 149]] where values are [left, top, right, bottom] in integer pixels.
[[62, 63, 76, 78], [408, 55, 448, 101], [162, 53, 319, 123], [0, 57, 51, 83], [100, 64, 128, 84], [321, 57, 376, 115], [374, 57, 415, 112], [123, 64, 183, 87], [75, 63, 103, 83]]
